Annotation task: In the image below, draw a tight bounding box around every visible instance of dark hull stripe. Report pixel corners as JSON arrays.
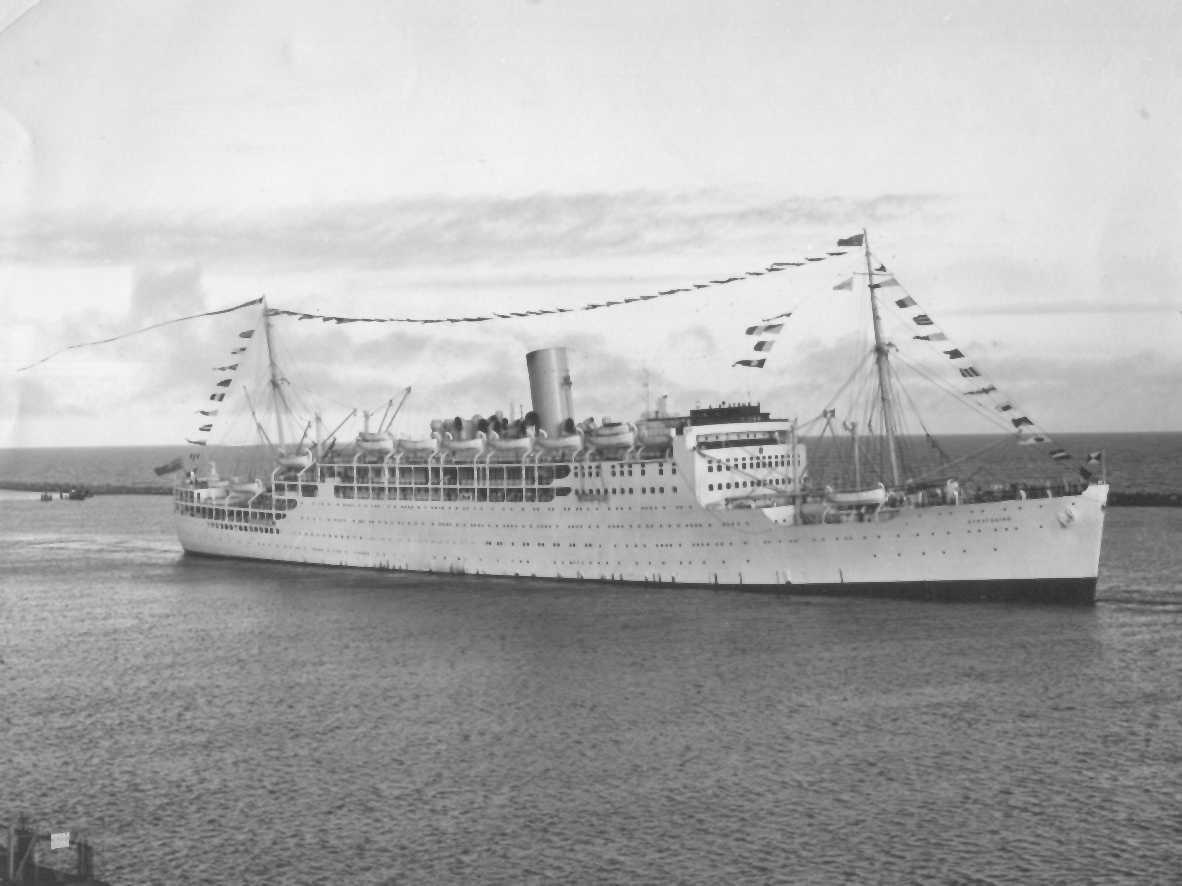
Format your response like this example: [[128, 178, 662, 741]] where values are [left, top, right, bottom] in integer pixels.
[[774, 577, 1096, 605], [181, 550, 1097, 605]]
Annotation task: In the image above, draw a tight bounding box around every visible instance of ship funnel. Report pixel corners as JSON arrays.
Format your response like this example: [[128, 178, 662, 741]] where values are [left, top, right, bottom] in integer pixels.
[[526, 348, 575, 435]]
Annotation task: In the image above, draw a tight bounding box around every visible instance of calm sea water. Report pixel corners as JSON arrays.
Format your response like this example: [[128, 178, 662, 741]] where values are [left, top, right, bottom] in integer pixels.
[[2, 450, 1181, 884]]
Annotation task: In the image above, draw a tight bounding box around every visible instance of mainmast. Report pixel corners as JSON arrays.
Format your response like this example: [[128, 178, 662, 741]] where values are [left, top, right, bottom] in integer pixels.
[[863, 230, 902, 486], [260, 297, 291, 448]]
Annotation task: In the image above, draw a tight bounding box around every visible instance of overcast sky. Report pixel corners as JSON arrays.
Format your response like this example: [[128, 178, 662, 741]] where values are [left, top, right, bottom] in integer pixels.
[[2, 0, 1179, 447]]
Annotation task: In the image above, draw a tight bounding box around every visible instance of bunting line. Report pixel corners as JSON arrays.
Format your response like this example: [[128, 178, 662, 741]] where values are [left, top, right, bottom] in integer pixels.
[[17, 297, 265, 372], [263, 248, 850, 327], [733, 233, 863, 368], [878, 261, 1075, 465], [22, 243, 861, 371], [189, 327, 255, 444]]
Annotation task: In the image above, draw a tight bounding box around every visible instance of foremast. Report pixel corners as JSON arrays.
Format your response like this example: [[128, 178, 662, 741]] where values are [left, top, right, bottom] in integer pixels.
[[862, 230, 902, 487], [260, 298, 293, 448]]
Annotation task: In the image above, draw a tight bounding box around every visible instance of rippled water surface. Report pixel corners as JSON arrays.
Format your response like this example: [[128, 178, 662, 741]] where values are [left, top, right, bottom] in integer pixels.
[[2, 495, 1180, 884]]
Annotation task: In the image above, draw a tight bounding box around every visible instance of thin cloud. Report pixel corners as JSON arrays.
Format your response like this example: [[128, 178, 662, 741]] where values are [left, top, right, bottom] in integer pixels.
[[130, 263, 207, 322], [0, 190, 949, 271]]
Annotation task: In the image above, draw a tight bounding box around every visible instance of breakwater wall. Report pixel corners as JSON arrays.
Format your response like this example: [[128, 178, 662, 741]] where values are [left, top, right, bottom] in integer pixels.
[[1, 480, 171, 495], [1107, 491, 1182, 507]]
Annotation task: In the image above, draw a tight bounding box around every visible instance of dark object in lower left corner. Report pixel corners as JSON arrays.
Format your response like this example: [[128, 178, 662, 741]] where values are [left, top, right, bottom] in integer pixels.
[[1, 815, 111, 886]]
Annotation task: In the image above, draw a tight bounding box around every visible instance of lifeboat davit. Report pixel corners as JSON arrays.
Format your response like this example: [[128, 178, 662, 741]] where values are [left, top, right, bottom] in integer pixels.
[[444, 430, 487, 454], [589, 421, 635, 450], [357, 431, 395, 454], [231, 479, 264, 496]]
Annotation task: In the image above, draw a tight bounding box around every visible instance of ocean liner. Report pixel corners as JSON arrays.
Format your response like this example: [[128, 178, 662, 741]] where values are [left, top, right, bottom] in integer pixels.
[[173, 233, 1108, 603]]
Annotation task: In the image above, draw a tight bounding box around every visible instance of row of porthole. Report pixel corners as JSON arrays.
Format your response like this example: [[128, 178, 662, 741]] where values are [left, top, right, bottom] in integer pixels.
[[812, 527, 1021, 542], [213, 515, 1021, 542], [706, 480, 785, 491], [210, 522, 277, 534], [317, 498, 696, 514], [706, 460, 788, 472], [180, 504, 289, 521], [464, 559, 705, 569], [607, 465, 673, 478], [323, 521, 701, 532], [575, 462, 678, 478]]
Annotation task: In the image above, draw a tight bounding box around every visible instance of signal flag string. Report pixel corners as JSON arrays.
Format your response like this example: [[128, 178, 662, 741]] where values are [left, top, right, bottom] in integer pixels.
[[17, 297, 265, 372], [18, 245, 855, 371]]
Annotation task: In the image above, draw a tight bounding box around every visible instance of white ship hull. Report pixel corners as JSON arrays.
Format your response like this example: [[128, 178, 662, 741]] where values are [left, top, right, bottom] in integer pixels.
[[167, 241, 1111, 605], [175, 474, 1107, 604]]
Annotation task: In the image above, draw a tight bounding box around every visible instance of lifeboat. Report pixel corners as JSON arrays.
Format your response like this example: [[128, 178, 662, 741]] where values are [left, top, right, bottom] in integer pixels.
[[444, 430, 487, 454], [203, 462, 230, 498], [589, 421, 635, 450], [357, 431, 395, 454], [536, 428, 584, 453], [487, 429, 535, 453], [276, 449, 313, 469], [204, 482, 231, 500], [636, 421, 673, 447], [824, 482, 888, 507], [225, 478, 263, 505], [397, 433, 440, 454]]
